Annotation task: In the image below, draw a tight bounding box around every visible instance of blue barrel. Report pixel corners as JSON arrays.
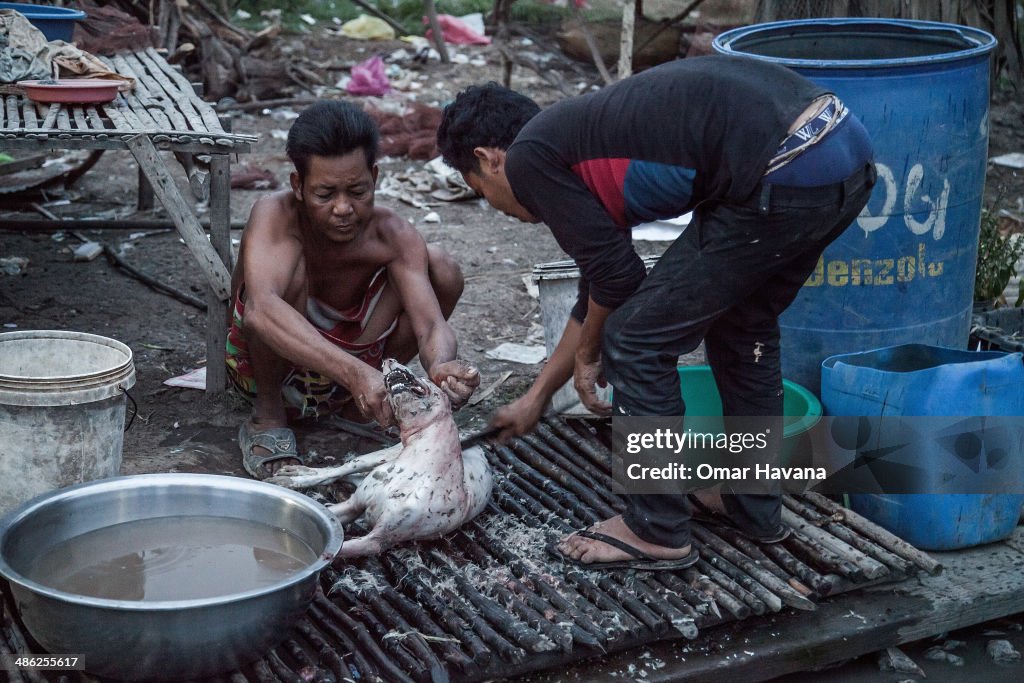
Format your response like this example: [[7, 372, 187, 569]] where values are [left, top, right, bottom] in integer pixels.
[[714, 20, 998, 394], [821, 344, 1024, 550]]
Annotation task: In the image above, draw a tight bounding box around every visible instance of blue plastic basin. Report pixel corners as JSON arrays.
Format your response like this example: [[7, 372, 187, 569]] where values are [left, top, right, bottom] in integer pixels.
[[0, 2, 86, 42]]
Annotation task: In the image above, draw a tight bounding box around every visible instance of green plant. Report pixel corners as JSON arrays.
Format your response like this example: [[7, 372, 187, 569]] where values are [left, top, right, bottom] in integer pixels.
[[974, 206, 1024, 305]]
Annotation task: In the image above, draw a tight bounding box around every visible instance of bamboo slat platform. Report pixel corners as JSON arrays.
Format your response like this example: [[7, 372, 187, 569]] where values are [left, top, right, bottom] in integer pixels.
[[0, 48, 258, 393], [0, 417, 951, 682]]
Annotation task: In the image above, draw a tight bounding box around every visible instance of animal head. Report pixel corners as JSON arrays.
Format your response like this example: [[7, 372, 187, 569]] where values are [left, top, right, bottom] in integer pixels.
[[382, 359, 450, 430]]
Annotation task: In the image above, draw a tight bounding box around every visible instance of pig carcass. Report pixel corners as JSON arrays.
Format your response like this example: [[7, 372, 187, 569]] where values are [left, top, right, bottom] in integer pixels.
[[268, 359, 492, 557]]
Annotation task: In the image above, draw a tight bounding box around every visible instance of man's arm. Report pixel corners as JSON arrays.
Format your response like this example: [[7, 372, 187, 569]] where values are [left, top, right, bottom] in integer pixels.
[[490, 316, 580, 440], [239, 195, 393, 424], [574, 297, 613, 415], [380, 217, 479, 404]]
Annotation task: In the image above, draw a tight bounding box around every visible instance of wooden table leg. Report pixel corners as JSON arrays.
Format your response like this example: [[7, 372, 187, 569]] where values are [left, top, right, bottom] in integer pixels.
[[206, 153, 232, 394], [125, 134, 233, 394]]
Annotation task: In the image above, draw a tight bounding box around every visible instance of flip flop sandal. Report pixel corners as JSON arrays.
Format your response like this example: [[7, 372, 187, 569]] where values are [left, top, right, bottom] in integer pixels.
[[687, 494, 791, 544], [547, 530, 700, 572], [239, 422, 303, 480]]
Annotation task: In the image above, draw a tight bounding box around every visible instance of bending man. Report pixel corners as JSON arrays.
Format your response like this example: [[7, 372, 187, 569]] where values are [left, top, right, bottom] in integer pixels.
[[437, 56, 874, 570]]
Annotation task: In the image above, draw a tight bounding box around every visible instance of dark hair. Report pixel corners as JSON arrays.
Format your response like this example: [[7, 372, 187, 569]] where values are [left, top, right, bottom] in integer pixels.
[[436, 83, 540, 174], [286, 100, 380, 179]]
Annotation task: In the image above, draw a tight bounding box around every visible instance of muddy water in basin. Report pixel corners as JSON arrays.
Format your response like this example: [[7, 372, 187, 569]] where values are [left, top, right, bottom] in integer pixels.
[[27, 516, 318, 601]]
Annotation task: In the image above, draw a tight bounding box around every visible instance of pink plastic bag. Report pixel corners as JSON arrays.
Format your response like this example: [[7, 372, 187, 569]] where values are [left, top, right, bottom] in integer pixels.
[[347, 55, 390, 96], [424, 15, 491, 46]]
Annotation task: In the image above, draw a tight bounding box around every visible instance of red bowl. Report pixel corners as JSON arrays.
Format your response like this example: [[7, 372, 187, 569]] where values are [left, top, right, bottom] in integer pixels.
[[17, 79, 121, 105]]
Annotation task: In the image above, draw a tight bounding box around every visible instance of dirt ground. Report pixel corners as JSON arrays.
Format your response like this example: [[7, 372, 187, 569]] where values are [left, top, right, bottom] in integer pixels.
[[2, 24, 1024, 682]]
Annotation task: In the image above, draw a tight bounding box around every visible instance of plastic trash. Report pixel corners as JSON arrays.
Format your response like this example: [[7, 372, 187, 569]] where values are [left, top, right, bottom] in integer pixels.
[[425, 15, 490, 45], [347, 55, 390, 96], [340, 15, 396, 41]]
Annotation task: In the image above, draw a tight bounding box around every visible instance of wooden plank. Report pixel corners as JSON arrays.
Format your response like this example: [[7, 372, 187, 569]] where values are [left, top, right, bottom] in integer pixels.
[[125, 133, 231, 300], [512, 528, 1024, 682], [205, 153, 233, 393], [20, 99, 38, 129], [0, 133, 243, 155], [123, 52, 186, 131], [84, 106, 108, 139], [40, 103, 59, 130], [0, 154, 47, 176], [71, 106, 89, 134], [100, 100, 132, 133], [112, 97, 146, 132], [55, 107, 72, 139], [142, 47, 223, 132], [110, 54, 165, 131], [134, 48, 206, 134], [5, 96, 20, 130]]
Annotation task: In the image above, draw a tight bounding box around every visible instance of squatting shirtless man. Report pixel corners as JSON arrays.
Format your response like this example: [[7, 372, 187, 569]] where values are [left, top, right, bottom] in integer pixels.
[[227, 100, 479, 479]]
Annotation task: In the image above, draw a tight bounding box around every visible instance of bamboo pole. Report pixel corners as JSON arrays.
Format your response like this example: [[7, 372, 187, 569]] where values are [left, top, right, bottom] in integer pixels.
[[784, 496, 914, 575], [691, 525, 817, 611], [782, 507, 890, 580], [311, 598, 416, 683], [803, 492, 943, 575]]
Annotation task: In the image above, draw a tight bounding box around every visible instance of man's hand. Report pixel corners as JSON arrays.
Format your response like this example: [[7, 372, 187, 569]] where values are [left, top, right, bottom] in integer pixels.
[[490, 393, 546, 443], [349, 366, 396, 427], [431, 359, 480, 410], [574, 348, 612, 416]]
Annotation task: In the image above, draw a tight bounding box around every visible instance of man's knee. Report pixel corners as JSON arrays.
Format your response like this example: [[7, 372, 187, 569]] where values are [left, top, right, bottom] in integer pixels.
[[427, 244, 464, 312]]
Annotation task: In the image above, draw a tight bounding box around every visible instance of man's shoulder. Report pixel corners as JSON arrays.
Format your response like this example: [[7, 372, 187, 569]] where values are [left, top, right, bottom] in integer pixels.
[[251, 189, 297, 216], [246, 191, 301, 234], [372, 206, 420, 242]]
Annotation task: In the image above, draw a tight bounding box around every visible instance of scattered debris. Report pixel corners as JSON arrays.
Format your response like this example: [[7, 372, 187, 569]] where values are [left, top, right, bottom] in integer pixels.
[[340, 15, 396, 41], [427, 14, 491, 46], [365, 101, 443, 160], [0, 257, 29, 275], [73, 241, 104, 262], [230, 164, 280, 190], [423, 211, 441, 223], [924, 645, 965, 666], [485, 342, 547, 365], [348, 55, 390, 96], [878, 646, 925, 676], [163, 367, 207, 391], [987, 639, 1022, 663], [990, 152, 1024, 169]]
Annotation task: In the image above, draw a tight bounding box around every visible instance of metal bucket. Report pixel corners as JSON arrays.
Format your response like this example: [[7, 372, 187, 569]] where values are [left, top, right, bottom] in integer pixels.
[[713, 19, 998, 394], [533, 258, 660, 413], [0, 330, 135, 515]]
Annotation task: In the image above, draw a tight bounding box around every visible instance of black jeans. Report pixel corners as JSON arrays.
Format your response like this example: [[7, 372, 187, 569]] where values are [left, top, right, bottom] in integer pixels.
[[603, 163, 877, 548]]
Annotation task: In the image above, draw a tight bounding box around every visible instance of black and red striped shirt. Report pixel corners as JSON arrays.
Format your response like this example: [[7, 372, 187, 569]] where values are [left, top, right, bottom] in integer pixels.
[[505, 55, 827, 319]]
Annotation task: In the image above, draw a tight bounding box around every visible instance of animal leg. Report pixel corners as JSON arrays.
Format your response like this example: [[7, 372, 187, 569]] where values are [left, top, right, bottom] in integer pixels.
[[267, 442, 403, 489], [336, 530, 387, 558], [327, 496, 367, 525]]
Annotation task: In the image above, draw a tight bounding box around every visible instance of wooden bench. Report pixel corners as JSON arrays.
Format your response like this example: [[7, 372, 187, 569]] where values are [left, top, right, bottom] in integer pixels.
[[0, 47, 257, 393]]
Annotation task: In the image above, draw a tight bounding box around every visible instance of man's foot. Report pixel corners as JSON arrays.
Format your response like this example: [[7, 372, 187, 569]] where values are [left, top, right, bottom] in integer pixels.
[[687, 491, 791, 544], [552, 515, 697, 571], [239, 420, 303, 480]]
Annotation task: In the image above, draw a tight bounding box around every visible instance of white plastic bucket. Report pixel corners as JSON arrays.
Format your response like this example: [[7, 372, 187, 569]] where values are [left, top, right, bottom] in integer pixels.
[[532, 258, 661, 413], [0, 330, 136, 515]]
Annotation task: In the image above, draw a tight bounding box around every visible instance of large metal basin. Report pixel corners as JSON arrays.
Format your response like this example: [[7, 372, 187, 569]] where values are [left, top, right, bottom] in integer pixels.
[[0, 473, 343, 680]]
